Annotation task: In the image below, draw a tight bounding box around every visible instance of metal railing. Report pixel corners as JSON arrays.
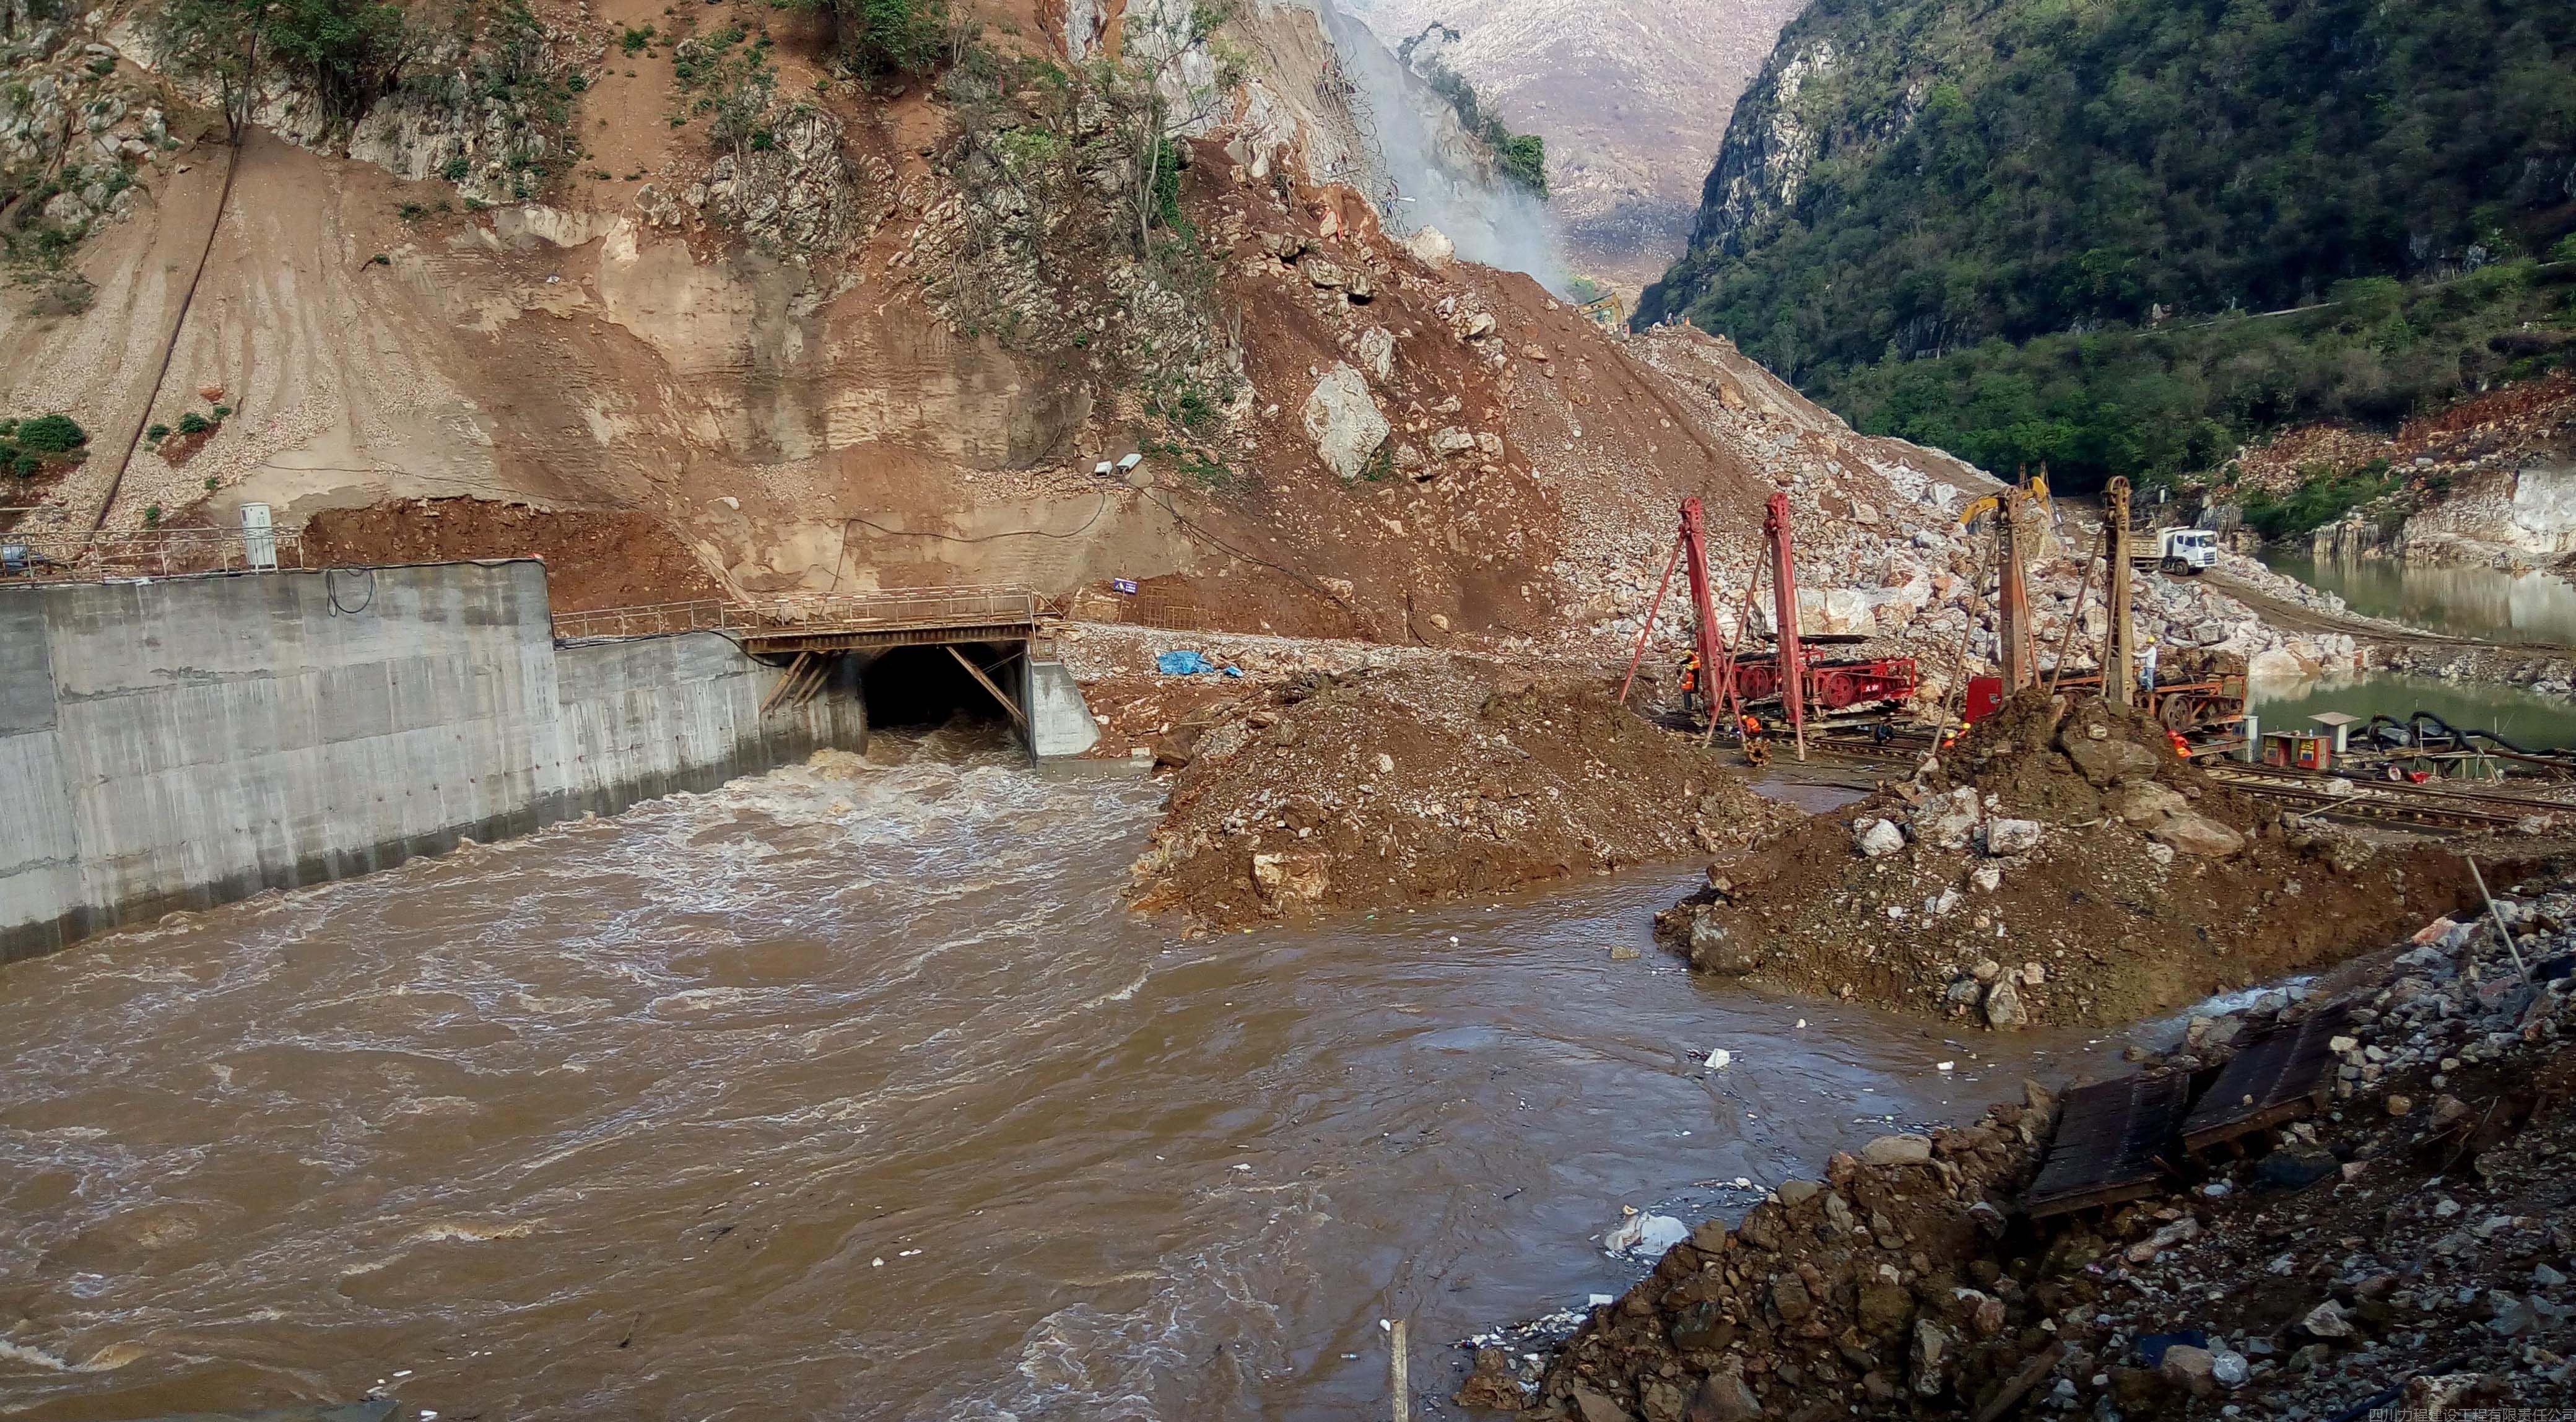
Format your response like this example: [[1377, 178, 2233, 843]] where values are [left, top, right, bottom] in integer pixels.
[[550, 586, 1046, 642], [1, 526, 310, 582]]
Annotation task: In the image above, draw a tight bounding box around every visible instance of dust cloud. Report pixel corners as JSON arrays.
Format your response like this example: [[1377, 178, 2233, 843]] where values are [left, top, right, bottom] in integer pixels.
[[1304, 0, 1573, 292]]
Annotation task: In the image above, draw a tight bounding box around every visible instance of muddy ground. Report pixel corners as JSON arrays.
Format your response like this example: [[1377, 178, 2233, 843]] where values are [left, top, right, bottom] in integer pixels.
[[301, 497, 726, 611], [1489, 863, 2576, 1421], [1659, 691, 2489, 1029], [1120, 658, 1802, 931]]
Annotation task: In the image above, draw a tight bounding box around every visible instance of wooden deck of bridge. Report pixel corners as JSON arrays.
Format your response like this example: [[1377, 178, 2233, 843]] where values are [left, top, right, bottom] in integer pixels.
[[550, 588, 1047, 653]]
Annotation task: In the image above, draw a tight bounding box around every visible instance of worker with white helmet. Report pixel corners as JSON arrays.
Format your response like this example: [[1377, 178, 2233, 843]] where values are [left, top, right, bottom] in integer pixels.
[[2138, 635, 2160, 697]]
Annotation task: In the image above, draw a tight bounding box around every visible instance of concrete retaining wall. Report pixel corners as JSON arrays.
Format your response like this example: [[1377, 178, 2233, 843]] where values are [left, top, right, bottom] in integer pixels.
[[0, 561, 863, 961]]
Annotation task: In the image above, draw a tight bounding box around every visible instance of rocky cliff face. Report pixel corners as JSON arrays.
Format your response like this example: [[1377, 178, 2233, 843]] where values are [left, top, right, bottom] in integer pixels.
[[2236, 370, 2576, 574], [1635, 0, 1949, 327]]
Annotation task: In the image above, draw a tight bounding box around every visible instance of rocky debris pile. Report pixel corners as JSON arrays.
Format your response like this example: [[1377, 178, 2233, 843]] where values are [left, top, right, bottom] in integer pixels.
[[2230, 371, 2576, 576], [0, 25, 181, 245], [1656, 691, 2476, 1027], [1505, 871, 2576, 1420], [1551, 332, 2358, 705], [2374, 640, 2576, 699], [1125, 665, 1802, 930], [1516, 1086, 2071, 1420]]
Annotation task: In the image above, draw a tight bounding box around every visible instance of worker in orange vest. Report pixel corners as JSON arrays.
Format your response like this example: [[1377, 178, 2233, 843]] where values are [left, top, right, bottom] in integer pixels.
[[1679, 651, 1702, 714]]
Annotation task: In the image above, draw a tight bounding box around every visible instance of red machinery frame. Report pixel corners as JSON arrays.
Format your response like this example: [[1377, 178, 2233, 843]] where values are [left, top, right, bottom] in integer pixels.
[[1617, 496, 1920, 752]]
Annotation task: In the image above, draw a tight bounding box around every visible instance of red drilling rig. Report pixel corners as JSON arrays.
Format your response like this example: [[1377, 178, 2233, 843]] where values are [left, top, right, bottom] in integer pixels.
[[1617, 494, 1920, 758]]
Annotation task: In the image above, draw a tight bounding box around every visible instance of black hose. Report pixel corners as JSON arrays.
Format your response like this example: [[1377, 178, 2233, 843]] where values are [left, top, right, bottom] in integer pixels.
[[326, 566, 376, 618], [2406, 710, 2541, 756]]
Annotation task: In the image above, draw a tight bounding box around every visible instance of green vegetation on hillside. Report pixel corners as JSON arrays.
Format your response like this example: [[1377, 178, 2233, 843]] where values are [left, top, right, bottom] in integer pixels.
[[1398, 26, 1547, 198], [151, 0, 409, 136], [782, 0, 951, 80], [1642, 0, 2576, 490], [1828, 258, 2576, 489], [2239, 461, 2401, 542], [0, 414, 88, 480]]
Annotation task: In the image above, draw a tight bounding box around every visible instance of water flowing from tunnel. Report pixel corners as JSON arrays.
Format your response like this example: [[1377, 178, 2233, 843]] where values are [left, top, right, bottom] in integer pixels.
[[0, 731, 2133, 1420]]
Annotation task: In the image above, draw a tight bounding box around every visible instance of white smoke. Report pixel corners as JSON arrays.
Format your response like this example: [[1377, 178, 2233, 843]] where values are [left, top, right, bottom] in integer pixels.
[[1295, 0, 1573, 292]]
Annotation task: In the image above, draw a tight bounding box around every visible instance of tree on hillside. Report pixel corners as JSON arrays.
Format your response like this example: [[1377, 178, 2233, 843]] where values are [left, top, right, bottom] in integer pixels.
[[150, 0, 412, 139], [781, 0, 951, 80]]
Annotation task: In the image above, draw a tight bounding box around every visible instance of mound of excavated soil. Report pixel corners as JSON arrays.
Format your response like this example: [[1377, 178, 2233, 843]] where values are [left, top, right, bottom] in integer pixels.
[[1126, 666, 1803, 929], [1656, 691, 2480, 1027], [302, 499, 725, 612]]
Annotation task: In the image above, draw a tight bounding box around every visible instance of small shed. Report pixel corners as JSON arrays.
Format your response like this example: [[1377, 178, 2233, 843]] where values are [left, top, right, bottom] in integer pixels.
[[2308, 710, 2363, 754]]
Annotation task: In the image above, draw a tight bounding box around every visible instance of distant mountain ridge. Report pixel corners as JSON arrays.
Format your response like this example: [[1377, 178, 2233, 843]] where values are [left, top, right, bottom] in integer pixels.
[[1341, 0, 1806, 287], [1634, 0, 2576, 490]]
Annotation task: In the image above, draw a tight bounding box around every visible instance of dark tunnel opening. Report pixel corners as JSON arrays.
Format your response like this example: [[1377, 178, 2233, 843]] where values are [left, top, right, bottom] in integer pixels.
[[859, 642, 1022, 733]]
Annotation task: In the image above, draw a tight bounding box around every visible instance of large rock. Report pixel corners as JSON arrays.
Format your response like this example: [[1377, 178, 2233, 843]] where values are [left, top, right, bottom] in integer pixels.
[[2148, 810, 2246, 857], [2061, 732, 2164, 787], [1298, 363, 1389, 481], [1570, 1385, 1634, 1422], [1858, 1281, 1914, 1337], [1855, 818, 1907, 858], [1861, 1134, 1933, 1167], [1250, 850, 1330, 903], [1910, 1319, 1951, 1397], [1983, 978, 2028, 1030], [1452, 1347, 1528, 1410], [1685, 1372, 1761, 1422], [2105, 780, 2188, 826], [1668, 1299, 1732, 1353], [1405, 225, 1454, 266], [2300, 1300, 2354, 1338], [1982, 818, 2043, 855], [1354, 326, 1396, 382], [2159, 1343, 2219, 1397], [1771, 1275, 1814, 1322], [1687, 906, 1761, 975], [1908, 785, 1982, 850], [1431, 425, 1479, 457]]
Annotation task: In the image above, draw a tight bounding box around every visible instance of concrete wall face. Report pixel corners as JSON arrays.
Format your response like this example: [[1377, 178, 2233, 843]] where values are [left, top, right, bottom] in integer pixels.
[[1027, 660, 1102, 758], [0, 562, 863, 961]]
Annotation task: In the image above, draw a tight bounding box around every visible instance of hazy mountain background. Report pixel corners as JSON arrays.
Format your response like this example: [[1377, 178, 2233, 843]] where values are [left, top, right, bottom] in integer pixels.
[[1338, 0, 1808, 294]]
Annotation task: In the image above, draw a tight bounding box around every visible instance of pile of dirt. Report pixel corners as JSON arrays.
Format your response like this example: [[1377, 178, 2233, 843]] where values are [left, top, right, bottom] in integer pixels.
[[1656, 691, 2481, 1028], [1125, 665, 1803, 930], [1503, 866, 2576, 1421], [300, 499, 725, 612]]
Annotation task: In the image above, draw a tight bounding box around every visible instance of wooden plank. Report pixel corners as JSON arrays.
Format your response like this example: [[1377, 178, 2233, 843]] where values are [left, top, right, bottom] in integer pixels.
[[2182, 1005, 2349, 1153], [947, 645, 1029, 728], [759, 651, 815, 717], [2024, 1073, 2191, 1219]]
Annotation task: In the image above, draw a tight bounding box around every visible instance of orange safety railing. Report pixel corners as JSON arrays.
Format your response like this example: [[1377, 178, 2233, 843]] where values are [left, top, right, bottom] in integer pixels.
[[1, 526, 310, 582]]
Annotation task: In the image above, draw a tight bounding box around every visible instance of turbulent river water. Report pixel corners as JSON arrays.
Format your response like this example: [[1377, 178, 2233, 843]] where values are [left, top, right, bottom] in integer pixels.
[[0, 733, 2136, 1421]]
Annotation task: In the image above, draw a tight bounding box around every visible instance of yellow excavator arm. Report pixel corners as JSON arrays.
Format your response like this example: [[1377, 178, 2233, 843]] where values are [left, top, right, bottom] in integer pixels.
[[1957, 471, 2051, 527]]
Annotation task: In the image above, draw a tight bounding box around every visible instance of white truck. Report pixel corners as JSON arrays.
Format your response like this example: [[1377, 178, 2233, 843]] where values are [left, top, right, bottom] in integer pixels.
[[2139, 526, 2218, 575]]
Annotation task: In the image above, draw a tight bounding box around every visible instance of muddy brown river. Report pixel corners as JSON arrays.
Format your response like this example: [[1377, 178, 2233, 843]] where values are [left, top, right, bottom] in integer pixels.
[[0, 735, 2136, 1420]]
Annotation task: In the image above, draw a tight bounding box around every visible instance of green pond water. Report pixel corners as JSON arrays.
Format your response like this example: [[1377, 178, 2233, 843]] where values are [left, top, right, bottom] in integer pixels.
[[2247, 672, 2576, 755], [2243, 551, 2576, 754], [2258, 550, 2576, 646]]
